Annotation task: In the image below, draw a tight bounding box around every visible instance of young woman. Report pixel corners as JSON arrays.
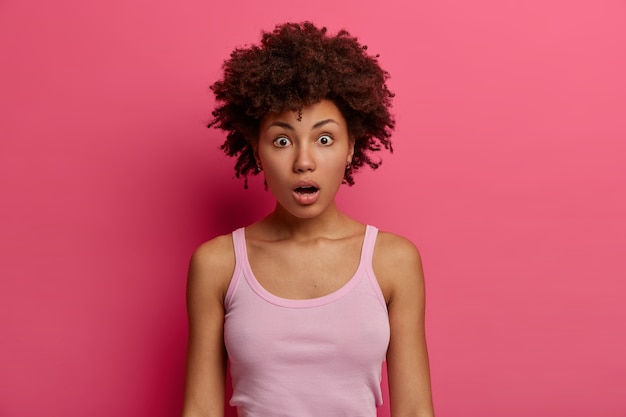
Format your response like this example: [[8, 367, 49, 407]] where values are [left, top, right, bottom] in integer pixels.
[[183, 22, 434, 417]]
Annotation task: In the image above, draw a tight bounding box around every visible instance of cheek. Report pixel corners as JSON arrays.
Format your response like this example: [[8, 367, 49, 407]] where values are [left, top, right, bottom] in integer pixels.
[[260, 153, 288, 174], [326, 149, 351, 169], [259, 160, 289, 194]]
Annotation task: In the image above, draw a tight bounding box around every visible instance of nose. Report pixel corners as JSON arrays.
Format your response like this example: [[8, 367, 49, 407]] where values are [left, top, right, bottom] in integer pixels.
[[293, 144, 316, 173]]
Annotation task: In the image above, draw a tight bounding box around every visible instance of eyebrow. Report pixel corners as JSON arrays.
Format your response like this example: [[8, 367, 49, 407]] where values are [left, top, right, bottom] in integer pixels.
[[265, 119, 340, 132]]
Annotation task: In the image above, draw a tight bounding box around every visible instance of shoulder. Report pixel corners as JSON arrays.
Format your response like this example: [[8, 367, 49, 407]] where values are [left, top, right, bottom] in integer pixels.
[[187, 233, 236, 303], [373, 230, 423, 272], [372, 230, 424, 304], [190, 233, 235, 270]]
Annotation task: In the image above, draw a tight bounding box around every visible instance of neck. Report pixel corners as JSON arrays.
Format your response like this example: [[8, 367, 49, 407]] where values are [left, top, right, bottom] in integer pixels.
[[262, 202, 353, 241]]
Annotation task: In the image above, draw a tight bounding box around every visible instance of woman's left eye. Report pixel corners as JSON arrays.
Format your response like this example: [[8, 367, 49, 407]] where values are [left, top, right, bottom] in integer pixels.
[[316, 135, 334, 146]]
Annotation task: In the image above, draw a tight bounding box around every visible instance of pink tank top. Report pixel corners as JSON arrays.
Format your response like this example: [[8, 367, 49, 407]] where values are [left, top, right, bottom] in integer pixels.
[[224, 225, 390, 417]]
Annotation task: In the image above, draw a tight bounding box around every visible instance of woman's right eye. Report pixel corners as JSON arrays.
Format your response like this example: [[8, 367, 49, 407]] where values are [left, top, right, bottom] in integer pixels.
[[273, 137, 292, 147]]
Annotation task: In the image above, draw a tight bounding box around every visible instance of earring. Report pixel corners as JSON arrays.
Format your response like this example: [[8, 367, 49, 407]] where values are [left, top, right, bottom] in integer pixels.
[[256, 161, 263, 172]]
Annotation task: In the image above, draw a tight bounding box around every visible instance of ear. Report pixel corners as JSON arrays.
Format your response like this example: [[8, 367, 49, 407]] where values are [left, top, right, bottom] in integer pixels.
[[347, 138, 355, 165], [251, 138, 260, 161], [251, 138, 263, 171]]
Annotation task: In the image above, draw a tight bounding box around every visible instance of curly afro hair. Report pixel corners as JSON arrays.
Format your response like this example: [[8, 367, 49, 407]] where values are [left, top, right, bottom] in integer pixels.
[[208, 21, 395, 187]]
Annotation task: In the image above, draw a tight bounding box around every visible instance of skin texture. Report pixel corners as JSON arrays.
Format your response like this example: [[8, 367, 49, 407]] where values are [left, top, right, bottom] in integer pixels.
[[182, 100, 434, 417], [255, 100, 354, 225]]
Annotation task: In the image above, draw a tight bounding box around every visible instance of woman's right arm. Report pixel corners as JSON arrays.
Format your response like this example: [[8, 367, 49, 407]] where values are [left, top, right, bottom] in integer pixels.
[[182, 236, 235, 417]]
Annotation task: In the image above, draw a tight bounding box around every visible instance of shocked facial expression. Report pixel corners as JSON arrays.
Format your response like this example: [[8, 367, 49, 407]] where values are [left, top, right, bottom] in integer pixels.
[[256, 99, 355, 219]]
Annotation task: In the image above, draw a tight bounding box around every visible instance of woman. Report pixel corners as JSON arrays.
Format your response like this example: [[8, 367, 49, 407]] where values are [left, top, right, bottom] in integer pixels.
[[183, 22, 434, 417]]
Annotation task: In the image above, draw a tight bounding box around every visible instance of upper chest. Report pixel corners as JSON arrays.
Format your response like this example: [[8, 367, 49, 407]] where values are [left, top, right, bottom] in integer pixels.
[[245, 236, 363, 300]]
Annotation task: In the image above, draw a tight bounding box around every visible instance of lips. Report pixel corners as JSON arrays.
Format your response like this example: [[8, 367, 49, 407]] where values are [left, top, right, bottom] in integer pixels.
[[292, 181, 320, 205]]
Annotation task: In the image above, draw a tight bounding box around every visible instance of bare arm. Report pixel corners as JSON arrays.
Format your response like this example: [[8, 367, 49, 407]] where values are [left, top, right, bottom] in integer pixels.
[[374, 233, 435, 417], [182, 236, 234, 417]]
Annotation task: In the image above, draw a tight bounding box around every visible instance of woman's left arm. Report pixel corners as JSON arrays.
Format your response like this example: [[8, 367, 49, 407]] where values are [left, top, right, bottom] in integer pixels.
[[374, 233, 435, 417]]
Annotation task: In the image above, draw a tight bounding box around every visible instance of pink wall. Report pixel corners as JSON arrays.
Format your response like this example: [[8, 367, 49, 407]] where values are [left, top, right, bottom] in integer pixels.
[[1, 0, 625, 416]]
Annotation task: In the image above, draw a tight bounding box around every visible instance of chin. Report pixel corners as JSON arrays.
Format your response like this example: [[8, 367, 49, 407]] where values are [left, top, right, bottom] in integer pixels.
[[277, 201, 329, 220]]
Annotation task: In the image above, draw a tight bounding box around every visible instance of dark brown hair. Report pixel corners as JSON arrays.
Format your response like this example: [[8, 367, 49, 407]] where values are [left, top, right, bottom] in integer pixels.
[[209, 21, 395, 187]]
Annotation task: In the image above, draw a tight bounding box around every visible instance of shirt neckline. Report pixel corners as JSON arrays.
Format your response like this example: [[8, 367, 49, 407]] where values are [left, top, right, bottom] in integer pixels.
[[240, 225, 372, 309]]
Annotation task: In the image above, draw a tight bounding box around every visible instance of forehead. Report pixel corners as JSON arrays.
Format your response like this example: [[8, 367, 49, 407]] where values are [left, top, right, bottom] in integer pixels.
[[260, 99, 346, 130]]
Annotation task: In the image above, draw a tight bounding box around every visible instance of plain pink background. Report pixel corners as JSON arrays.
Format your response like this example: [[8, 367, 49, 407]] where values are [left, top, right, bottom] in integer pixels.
[[1, 0, 625, 416]]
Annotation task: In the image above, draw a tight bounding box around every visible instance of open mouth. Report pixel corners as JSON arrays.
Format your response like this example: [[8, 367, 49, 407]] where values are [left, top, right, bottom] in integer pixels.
[[294, 186, 319, 194]]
